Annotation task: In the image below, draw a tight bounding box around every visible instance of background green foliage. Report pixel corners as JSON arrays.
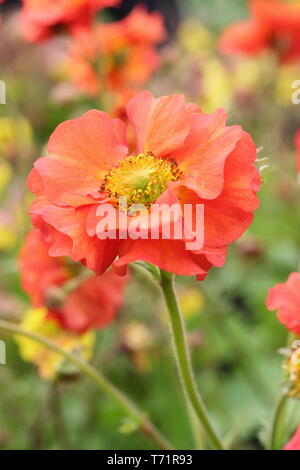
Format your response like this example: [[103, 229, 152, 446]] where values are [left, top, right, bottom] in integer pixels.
[[0, 0, 300, 450]]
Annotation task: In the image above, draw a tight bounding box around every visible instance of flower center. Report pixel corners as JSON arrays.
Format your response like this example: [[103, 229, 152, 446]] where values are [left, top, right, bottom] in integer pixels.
[[103, 152, 182, 208]]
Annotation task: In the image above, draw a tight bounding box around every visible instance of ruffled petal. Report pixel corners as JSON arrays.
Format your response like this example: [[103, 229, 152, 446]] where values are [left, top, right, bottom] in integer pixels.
[[126, 91, 190, 156], [266, 272, 300, 336], [114, 238, 212, 278], [174, 109, 243, 199], [178, 131, 260, 248], [34, 112, 128, 206], [27, 168, 44, 196], [30, 197, 120, 274]]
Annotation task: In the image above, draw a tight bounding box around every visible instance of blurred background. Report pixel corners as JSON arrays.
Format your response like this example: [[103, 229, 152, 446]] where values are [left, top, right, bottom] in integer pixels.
[[0, 0, 300, 450]]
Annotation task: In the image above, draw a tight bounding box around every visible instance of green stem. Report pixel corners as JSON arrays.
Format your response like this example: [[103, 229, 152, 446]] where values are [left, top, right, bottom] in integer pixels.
[[159, 270, 225, 450], [268, 393, 288, 450], [0, 319, 172, 450], [268, 332, 295, 450]]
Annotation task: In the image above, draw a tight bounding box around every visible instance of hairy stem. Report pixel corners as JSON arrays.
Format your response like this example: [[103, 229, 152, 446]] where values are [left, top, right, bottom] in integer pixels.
[[159, 270, 225, 450], [268, 394, 288, 450]]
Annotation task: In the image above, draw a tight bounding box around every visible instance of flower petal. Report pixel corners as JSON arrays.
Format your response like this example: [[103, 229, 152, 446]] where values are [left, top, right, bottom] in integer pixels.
[[219, 20, 269, 56], [266, 272, 300, 336], [284, 426, 300, 450], [179, 131, 260, 248], [35, 113, 128, 206], [126, 91, 190, 156], [114, 238, 212, 278], [30, 197, 120, 274], [174, 109, 243, 199]]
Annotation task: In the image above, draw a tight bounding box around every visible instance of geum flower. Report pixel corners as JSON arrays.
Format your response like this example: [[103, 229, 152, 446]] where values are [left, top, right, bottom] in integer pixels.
[[20, 229, 128, 333], [20, 0, 121, 43], [28, 91, 260, 280], [266, 272, 300, 336], [219, 0, 300, 64], [284, 425, 300, 450], [67, 6, 166, 97]]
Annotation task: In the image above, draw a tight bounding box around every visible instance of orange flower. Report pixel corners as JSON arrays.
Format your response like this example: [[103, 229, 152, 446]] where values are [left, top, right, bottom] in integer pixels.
[[28, 91, 260, 279], [219, 0, 300, 64], [66, 6, 166, 96], [266, 272, 300, 336], [284, 425, 300, 450], [295, 129, 300, 178], [20, 0, 121, 43], [20, 229, 128, 333]]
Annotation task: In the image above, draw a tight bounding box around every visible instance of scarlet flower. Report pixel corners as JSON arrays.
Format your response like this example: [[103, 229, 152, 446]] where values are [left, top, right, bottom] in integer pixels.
[[266, 272, 300, 336], [20, 0, 121, 43], [219, 0, 300, 64], [295, 129, 300, 177], [20, 229, 128, 333], [28, 91, 260, 279], [67, 6, 166, 97], [284, 425, 300, 450]]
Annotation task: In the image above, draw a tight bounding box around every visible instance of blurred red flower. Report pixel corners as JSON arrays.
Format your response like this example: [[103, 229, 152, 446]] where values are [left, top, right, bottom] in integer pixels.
[[20, 229, 128, 333], [284, 425, 300, 450], [27, 91, 260, 279], [219, 0, 300, 64], [20, 0, 121, 43], [266, 272, 300, 335], [295, 129, 300, 177], [67, 6, 166, 97]]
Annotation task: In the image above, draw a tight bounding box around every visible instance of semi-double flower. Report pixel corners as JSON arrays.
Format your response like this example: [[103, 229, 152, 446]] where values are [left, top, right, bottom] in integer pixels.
[[219, 0, 300, 64], [20, 0, 120, 42], [28, 91, 260, 279]]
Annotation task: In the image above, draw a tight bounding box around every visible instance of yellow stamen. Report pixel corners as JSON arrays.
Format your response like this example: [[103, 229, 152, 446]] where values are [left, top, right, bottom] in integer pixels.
[[103, 153, 182, 209]]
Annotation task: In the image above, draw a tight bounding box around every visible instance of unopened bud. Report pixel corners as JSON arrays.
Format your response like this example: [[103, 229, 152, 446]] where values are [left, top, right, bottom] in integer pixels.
[[45, 286, 66, 309], [283, 342, 300, 399]]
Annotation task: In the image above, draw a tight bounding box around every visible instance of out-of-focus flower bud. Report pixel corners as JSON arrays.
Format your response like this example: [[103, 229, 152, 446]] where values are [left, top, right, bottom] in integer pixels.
[[121, 321, 154, 373], [236, 235, 265, 260], [45, 286, 67, 310], [283, 341, 300, 398]]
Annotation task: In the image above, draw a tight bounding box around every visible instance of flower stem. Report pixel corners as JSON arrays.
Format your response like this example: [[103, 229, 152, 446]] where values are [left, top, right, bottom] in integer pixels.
[[0, 319, 173, 450], [268, 393, 288, 450], [159, 270, 225, 450]]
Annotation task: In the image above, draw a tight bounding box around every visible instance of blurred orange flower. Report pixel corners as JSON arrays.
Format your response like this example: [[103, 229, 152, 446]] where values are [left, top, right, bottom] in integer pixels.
[[219, 0, 300, 64], [66, 6, 166, 97], [20, 0, 121, 43], [284, 425, 300, 450], [20, 229, 128, 333], [27, 91, 260, 279], [266, 272, 300, 335]]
